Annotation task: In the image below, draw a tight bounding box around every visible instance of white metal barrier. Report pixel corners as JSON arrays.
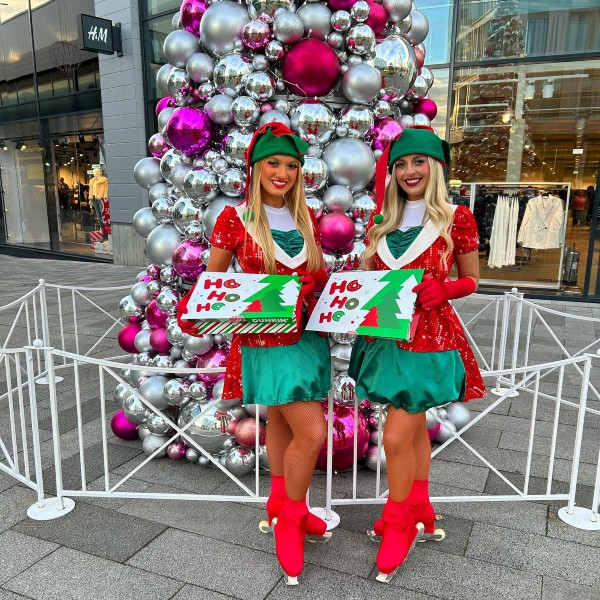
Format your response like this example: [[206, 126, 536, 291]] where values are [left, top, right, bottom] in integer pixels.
[[0, 283, 599, 531]]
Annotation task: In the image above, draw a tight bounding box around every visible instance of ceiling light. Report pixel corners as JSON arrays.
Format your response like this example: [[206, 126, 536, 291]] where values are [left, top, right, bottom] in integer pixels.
[[501, 111, 513, 124], [0, 140, 7, 151], [15, 140, 25, 150]]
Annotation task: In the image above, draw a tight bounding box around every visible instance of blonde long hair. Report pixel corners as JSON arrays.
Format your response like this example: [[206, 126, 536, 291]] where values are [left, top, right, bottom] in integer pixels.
[[362, 157, 455, 268], [244, 160, 322, 273]]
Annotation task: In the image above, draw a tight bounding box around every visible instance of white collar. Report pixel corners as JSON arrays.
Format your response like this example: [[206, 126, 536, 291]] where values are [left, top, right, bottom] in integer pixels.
[[234, 204, 308, 269], [377, 205, 458, 269]]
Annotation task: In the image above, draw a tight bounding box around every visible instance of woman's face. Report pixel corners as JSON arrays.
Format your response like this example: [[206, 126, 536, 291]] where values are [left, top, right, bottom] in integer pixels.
[[393, 154, 430, 201], [259, 154, 300, 206]]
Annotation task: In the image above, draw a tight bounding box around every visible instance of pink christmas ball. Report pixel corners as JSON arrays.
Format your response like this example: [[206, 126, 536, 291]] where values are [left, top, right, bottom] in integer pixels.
[[145, 299, 169, 329], [414, 46, 426, 70], [196, 346, 229, 386], [316, 402, 369, 471], [150, 328, 172, 353], [413, 98, 438, 121], [148, 132, 169, 159], [428, 422, 442, 441], [137, 274, 153, 283], [235, 417, 266, 448], [172, 240, 208, 280], [369, 117, 405, 151], [318, 212, 356, 252], [180, 0, 208, 35], [328, 0, 358, 10], [282, 39, 339, 97], [111, 410, 139, 441], [147, 264, 162, 279], [155, 96, 176, 116], [167, 441, 188, 460], [166, 107, 214, 155], [118, 322, 142, 353], [242, 20, 271, 50], [366, 1, 388, 34]]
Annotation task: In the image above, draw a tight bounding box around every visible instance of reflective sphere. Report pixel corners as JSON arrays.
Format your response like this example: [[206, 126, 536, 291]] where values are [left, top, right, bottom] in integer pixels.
[[178, 401, 235, 454], [142, 433, 169, 458], [290, 99, 336, 146], [341, 63, 381, 104], [369, 35, 417, 102], [302, 156, 329, 193], [322, 138, 375, 191], [323, 185, 353, 212], [199, 1, 251, 57], [163, 30, 200, 68], [213, 54, 253, 92], [225, 446, 256, 475], [186, 52, 215, 83]]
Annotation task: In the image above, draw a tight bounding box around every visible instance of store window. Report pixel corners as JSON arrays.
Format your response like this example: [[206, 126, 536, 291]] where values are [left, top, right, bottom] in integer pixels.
[[144, 13, 174, 100], [144, 0, 182, 18], [419, 0, 454, 66], [450, 59, 600, 293], [429, 68, 450, 139], [456, 1, 600, 62]]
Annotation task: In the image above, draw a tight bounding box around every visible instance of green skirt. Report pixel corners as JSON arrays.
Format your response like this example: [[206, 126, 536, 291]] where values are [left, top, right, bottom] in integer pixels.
[[348, 336, 466, 413], [241, 330, 331, 405]]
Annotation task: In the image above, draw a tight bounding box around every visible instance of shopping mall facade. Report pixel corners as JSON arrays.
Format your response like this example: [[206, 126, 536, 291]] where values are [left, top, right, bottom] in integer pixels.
[[0, 0, 599, 299]]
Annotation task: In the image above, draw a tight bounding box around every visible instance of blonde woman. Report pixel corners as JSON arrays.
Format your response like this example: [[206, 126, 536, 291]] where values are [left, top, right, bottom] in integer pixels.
[[180, 123, 331, 585], [348, 127, 486, 583]]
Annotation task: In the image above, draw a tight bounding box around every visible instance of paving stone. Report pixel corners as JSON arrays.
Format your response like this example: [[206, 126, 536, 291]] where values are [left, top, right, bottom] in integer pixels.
[[0, 531, 58, 584], [78, 473, 153, 509], [465, 522, 600, 588], [0, 486, 36, 533], [171, 585, 241, 600], [37, 396, 102, 432], [119, 486, 261, 542], [545, 509, 600, 548], [3, 546, 181, 600], [429, 458, 489, 492], [12, 501, 166, 563], [541, 576, 599, 600], [0, 589, 31, 599], [127, 528, 280, 600], [459, 424, 503, 448], [42, 441, 141, 495], [0, 472, 17, 494], [390, 545, 542, 600], [267, 563, 434, 600]]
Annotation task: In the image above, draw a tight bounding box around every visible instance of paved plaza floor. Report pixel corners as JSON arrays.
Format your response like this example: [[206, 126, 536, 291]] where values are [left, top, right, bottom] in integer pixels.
[[0, 256, 599, 600]]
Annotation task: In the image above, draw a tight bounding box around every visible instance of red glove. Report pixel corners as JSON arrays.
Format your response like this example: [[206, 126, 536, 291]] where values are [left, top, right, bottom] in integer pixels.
[[413, 276, 476, 309], [297, 268, 328, 296], [176, 285, 200, 335]]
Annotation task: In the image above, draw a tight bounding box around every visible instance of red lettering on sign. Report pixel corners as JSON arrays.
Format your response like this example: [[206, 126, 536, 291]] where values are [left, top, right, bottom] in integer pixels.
[[330, 296, 347, 309], [195, 303, 211, 312], [319, 312, 333, 323], [207, 291, 227, 301], [203, 278, 223, 289]]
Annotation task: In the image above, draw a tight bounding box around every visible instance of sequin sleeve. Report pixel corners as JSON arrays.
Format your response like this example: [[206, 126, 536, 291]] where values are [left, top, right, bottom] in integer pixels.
[[210, 205, 242, 253], [307, 207, 322, 246], [451, 205, 480, 255], [363, 213, 375, 247]]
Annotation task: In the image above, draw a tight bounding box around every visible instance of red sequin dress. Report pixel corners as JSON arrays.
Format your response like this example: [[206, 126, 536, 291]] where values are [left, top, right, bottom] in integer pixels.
[[209, 203, 329, 402], [356, 205, 486, 402]]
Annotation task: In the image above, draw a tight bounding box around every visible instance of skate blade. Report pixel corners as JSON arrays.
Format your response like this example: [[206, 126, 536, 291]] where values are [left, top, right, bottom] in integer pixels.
[[284, 574, 299, 586], [307, 530, 332, 544], [258, 520, 273, 535], [375, 523, 424, 584], [418, 527, 445, 542], [367, 529, 382, 543]]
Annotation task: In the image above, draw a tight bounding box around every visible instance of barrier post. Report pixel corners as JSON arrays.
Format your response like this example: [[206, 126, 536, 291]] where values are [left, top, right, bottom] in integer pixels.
[[35, 280, 63, 385], [558, 353, 600, 530], [491, 289, 519, 396]]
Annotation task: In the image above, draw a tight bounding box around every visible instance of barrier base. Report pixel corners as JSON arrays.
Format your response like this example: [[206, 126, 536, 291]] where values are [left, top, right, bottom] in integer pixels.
[[309, 506, 340, 531], [491, 387, 519, 398], [27, 497, 75, 520], [35, 376, 64, 385], [558, 506, 600, 530]]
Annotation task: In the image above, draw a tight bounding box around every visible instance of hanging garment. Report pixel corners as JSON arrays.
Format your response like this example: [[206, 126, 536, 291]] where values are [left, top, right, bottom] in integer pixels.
[[487, 195, 519, 268], [517, 195, 565, 249]]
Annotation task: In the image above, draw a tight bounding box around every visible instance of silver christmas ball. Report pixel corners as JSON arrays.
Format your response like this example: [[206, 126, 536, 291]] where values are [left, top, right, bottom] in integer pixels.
[[145, 409, 176, 435], [226, 446, 256, 475], [296, 3, 332, 40], [346, 23, 376, 56], [177, 401, 235, 454], [265, 40, 285, 61], [156, 287, 181, 315], [368, 35, 417, 102], [186, 448, 200, 462], [435, 419, 457, 443], [327, 31, 345, 50], [445, 403, 472, 430], [290, 99, 336, 146], [322, 138, 375, 191], [114, 383, 130, 404], [134, 158, 164, 189], [222, 128, 253, 166], [163, 30, 201, 69], [373, 99, 392, 118], [331, 10, 351, 31], [231, 95, 260, 128], [213, 54, 253, 92], [249, 0, 293, 19], [252, 54, 269, 71], [339, 104, 373, 138], [419, 66, 434, 90], [323, 185, 353, 212], [156, 63, 174, 96], [219, 168, 246, 197], [333, 374, 356, 403], [302, 156, 329, 193], [167, 67, 191, 98], [134, 329, 153, 353], [351, 1, 370, 22], [132, 207, 159, 238], [148, 182, 172, 204], [382, 0, 411, 23], [139, 375, 171, 410], [244, 71, 275, 102], [352, 190, 376, 223], [412, 113, 431, 127], [425, 407, 439, 430], [183, 167, 220, 202], [364, 444, 387, 472], [259, 109, 290, 128], [172, 196, 202, 234], [183, 332, 214, 355], [341, 63, 381, 104], [331, 343, 352, 372], [406, 9, 429, 45], [245, 403, 268, 421], [205, 93, 234, 125], [130, 281, 153, 306], [152, 354, 175, 369], [273, 10, 304, 44], [200, 1, 251, 57], [119, 296, 143, 319], [305, 196, 324, 213], [121, 394, 150, 425], [186, 52, 215, 83], [142, 433, 169, 458], [145, 224, 182, 266], [189, 381, 209, 402]]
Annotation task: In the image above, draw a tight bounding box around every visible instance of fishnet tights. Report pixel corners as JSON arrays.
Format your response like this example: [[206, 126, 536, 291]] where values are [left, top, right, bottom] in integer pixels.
[[383, 407, 430, 501], [266, 402, 327, 500]]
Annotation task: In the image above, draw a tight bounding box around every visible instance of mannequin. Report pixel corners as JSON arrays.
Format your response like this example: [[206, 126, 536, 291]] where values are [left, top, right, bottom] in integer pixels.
[[90, 168, 111, 237]]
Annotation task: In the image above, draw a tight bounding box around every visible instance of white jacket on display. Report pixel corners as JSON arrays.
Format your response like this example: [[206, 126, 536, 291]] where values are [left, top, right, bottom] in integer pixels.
[[517, 195, 565, 249]]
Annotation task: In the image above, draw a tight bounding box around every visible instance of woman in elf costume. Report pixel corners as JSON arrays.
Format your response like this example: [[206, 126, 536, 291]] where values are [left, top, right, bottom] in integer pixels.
[[178, 122, 331, 585], [348, 126, 486, 583]]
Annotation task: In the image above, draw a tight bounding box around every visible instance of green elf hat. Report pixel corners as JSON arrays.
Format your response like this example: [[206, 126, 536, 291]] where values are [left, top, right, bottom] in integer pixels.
[[371, 126, 450, 225], [240, 122, 309, 220], [249, 122, 308, 166]]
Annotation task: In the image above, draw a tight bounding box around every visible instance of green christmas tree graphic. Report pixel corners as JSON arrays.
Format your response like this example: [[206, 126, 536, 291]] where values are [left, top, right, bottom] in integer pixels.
[[242, 275, 297, 320]]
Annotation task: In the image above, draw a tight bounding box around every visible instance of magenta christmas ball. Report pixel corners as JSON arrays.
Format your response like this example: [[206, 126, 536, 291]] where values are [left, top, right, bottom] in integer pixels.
[[196, 346, 228, 386], [318, 212, 356, 252], [118, 322, 142, 353], [146, 299, 169, 329], [234, 417, 266, 448], [428, 422, 442, 441], [111, 410, 139, 441], [180, 0, 208, 35], [172, 240, 208, 280], [166, 107, 214, 155], [366, 1, 388, 34], [150, 328, 172, 353], [413, 98, 438, 121], [147, 264, 162, 279], [148, 133, 170, 159], [369, 117, 404, 151], [282, 39, 339, 97], [327, 0, 358, 10], [155, 96, 176, 116], [167, 440, 187, 460], [316, 402, 369, 471]]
